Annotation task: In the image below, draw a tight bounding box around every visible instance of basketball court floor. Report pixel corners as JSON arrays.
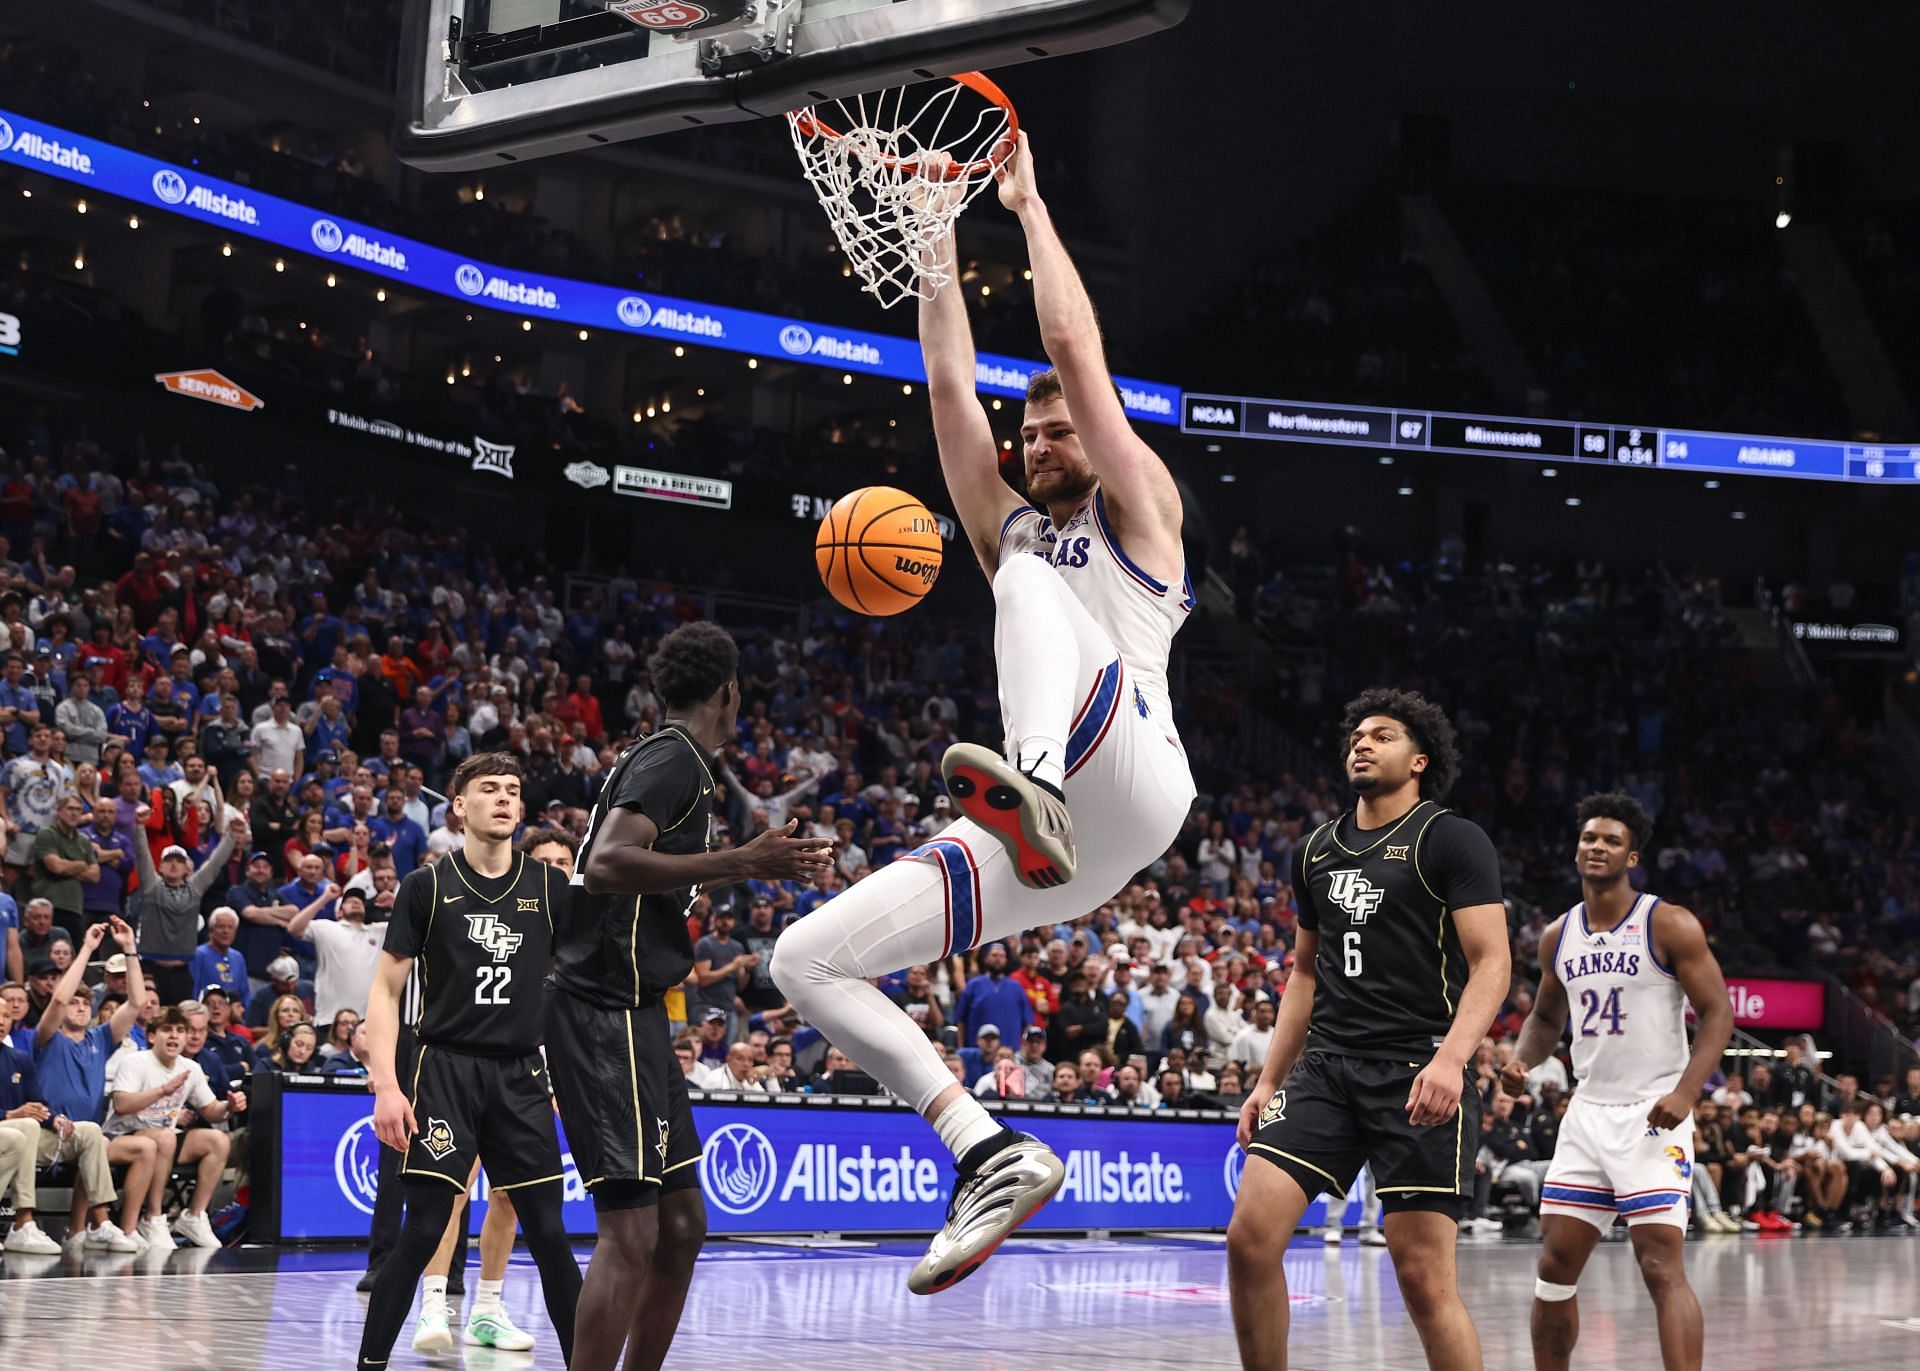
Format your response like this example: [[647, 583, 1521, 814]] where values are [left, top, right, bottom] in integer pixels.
[[3, 1231, 1915, 1369]]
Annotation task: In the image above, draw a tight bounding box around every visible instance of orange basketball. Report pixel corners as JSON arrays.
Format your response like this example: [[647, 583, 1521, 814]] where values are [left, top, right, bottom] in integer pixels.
[[815, 485, 944, 616]]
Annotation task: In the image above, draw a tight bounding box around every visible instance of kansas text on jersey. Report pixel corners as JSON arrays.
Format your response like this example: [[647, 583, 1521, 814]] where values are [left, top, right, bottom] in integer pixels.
[[557, 723, 716, 1009], [1292, 800, 1503, 1060], [383, 850, 557, 1056], [1554, 892, 1688, 1105]]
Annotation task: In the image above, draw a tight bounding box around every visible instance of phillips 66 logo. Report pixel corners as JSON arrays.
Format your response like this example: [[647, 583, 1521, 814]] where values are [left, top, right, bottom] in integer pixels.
[[701, 1123, 778, 1214]]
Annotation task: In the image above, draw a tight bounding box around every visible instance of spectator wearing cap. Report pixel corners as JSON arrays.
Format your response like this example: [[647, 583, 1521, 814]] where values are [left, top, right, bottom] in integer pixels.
[[304, 686, 352, 761], [187, 908, 249, 1002], [3, 721, 71, 869], [366, 786, 426, 876], [54, 673, 117, 768], [246, 956, 309, 1030], [136, 734, 180, 790], [954, 942, 1033, 1048], [691, 905, 752, 1041], [248, 693, 303, 779], [1011, 1025, 1055, 1099], [25, 959, 63, 1024], [131, 812, 244, 1004], [79, 798, 134, 929], [197, 986, 252, 1071], [287, 885, 381, 1022], [0, 653, 41, 755], [86, 952, 129, 1016], [29, 793, 97, 939], [229, 850, 303, 986], [1136, 961, 1183, 1046], [695, 1008, 732, 1069], [957, 1023, 1002, 1087]]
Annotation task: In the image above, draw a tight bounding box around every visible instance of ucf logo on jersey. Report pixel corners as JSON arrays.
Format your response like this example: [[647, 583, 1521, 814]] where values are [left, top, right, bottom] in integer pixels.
[[1258, 1091, 1287, 1128], [465, 913, 524, 963], [1326, 869, 1384, 924]]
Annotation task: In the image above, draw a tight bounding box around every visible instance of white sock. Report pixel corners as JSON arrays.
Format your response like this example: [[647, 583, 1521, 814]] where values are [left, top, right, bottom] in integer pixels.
[[932, 1092, 1003, 1164], [474, 1277, 504, 1315], [421, 1276, 447, 1317], [991, 555, 1077, 793]]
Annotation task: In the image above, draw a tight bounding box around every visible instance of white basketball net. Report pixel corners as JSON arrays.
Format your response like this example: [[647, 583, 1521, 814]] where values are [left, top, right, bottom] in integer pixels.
[[787, 78, 1014, 310]]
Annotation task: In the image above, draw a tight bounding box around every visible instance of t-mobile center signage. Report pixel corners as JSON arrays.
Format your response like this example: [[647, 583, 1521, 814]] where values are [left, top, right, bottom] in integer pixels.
[[1723, 977, 1824, 1031]]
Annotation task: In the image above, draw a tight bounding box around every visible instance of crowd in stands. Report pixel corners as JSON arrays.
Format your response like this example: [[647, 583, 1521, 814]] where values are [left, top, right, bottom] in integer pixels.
[[0, 381, 1912, 1254]]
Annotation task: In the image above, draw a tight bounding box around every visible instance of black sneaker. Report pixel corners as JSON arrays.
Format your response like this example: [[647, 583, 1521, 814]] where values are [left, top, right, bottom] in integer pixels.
[[355, 1264, 382, 1294]]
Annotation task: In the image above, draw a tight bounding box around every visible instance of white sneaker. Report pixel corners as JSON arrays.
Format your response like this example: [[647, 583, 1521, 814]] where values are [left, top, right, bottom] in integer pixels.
[[941, 743, 1076, 889], [907, 1134, 1065, 1295], [413, 1305, 455, 1353], [1321, 1228, 1343, 1245], [171, 1210, 221, 1250], [1359, 1228, 1390, 1248], [465, 1307, 537, 1351], [92, 1224, 141, 1253], [1463, 1216, 1503, 1235], [138, 1216, 175, 1251], [3, 1222, 62, 1255]]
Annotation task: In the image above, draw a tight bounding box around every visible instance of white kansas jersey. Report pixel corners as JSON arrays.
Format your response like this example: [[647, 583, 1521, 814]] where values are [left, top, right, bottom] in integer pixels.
[[1555, 892, 1688, 1105], [999, 489, 1193, 726]]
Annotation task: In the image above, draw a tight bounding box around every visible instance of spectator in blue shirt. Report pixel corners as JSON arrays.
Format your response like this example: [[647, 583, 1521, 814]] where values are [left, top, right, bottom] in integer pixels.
[[0, 653, 41, 755], [275, 854, 335, 967], [365, 788, 426, 875], [0, 887, 17, 983], [30, 917, 160, 1249], [0, 990, 120, 1254], [299, 595, 342, 671], [136, 734, 181, 790], [106, 683, 154, 756], [194, 987, 250, 1077], [952, 942, 1033, 1047], [188, 909, 249, 1002], [79, 799, 136, 929]]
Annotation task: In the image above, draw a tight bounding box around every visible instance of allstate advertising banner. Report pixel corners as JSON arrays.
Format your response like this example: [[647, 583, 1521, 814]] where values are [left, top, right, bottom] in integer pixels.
[[0, 107, 1179, 425], [280, 1087, 1271, 1241]]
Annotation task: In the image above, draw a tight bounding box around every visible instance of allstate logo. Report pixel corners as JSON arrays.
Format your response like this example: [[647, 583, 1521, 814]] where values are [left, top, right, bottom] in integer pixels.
[[616, 296, 652, 328], [454, 264, 487, 296], [0, 118, 13, 153], [1223, 1142, 1247, 1201], [311, 218, 345, 253], [334, 1116, 383, 1216], [151, 169, 189, 204], [701, 1122, 777, 1215], [778, 324, 813, 356]]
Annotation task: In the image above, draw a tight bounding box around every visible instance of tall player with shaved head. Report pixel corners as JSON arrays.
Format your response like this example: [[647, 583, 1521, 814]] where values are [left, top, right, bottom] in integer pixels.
[[775, 131, 1198, 1295]]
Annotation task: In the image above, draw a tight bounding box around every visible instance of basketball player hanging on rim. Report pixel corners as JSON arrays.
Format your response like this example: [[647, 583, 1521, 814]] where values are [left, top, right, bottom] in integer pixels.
[[552, 621, 833, 1371], [1228, 690, 1510, 1371], [1499, 793, 1731, 1371], [358, 753, 583, 1371], [774, 130, 1199, 1295]]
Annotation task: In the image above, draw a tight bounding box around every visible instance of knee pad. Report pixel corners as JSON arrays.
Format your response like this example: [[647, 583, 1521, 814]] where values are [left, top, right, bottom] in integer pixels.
[[1535, 1279, 1578, 1303]]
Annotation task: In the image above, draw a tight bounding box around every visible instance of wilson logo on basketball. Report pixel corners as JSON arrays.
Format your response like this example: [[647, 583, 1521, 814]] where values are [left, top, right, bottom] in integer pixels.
[[893, 555, 938, 586], [611, 0, 711, 30]]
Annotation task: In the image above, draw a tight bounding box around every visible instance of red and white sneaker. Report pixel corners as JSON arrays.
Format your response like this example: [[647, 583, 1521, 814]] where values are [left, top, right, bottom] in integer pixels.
[[940, 744, 1076, 890]]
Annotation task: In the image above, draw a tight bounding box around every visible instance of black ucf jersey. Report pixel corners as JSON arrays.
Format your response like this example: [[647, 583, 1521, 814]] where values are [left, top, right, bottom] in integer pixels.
[[1292, 799, 1502, 1061], [383, 849, 558, 1056], [556, 722, 716, 1009]]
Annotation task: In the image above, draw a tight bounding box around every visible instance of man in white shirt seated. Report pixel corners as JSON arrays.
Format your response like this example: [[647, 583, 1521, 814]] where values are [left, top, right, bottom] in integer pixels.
[[104, 1005, 245, 1248]]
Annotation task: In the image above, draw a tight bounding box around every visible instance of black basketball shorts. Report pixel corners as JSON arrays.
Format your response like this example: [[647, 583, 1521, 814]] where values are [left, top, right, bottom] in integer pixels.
[[544, 983, 701, 1210], [401, 1043, 563, 1192], [1247, 1049, 1479, 1217]]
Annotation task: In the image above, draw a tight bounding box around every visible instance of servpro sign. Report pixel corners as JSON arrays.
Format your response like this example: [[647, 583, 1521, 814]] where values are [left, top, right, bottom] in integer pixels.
[[153, 369, 265, 412]]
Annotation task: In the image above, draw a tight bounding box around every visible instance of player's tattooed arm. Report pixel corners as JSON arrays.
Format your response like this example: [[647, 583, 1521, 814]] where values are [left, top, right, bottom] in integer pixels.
[[1647, 903, 1731, 1130], [1502, 916, 1570, 1097]]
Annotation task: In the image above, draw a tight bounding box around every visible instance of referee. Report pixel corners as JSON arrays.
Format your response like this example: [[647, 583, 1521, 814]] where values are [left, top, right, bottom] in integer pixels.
[[548, 622, 831, 1371], [357, 754, 583, 1370], [1227, 689, 1510, 1371]]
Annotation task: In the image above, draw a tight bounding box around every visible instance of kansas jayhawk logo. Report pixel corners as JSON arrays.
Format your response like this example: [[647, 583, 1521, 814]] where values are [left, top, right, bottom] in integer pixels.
[[1665, 1145, 1692, 1180], [1326, 870, 1384, 924], [422, 1117, 457, 1160], [466, 913, 523, 963], [1258, 1091, 1287, 1128]]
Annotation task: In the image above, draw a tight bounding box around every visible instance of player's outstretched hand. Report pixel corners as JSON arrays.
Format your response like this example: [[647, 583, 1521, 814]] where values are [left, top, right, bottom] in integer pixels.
[[1645, 1090, 1691, 1131], [373, 1084, 418, 1153], [994, 130, 1038, 215], [737, 819, 835, 882], [1237, 1081, 1274, 1151], [1405, 1057, 1466, 1127], [1496, 1059, 1530, 1100]]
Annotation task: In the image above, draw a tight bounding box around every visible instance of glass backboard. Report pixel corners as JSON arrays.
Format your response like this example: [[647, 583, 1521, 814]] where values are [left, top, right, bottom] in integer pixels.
[[395, 0, 1189, 171]]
